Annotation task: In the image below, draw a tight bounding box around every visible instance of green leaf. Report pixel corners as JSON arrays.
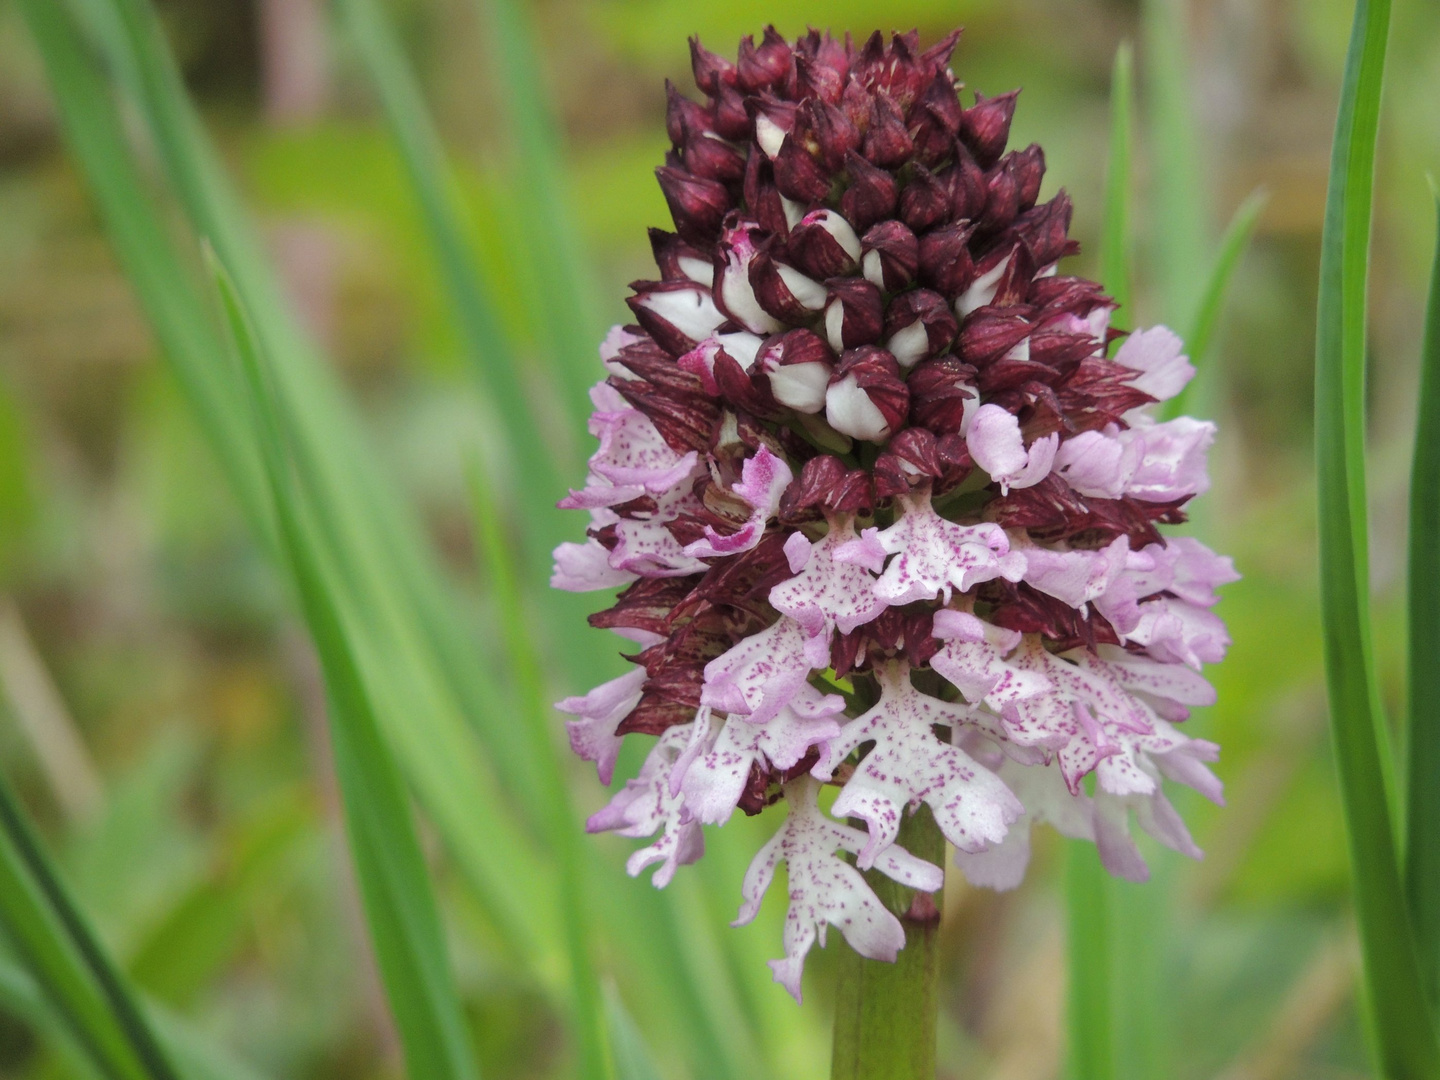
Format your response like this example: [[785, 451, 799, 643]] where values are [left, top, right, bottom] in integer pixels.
[[0, 770, 181, 1080], [1165, 190, 1268, 420], [1100, 41, 1134, 330], [27, 0, 564, 975], [212, 254, 482, 1080], [333, 0, 573, 501], [1314, 0, 1440, 1074], [1406, 184, 1440, 1020], [1142, 0, 1209, 329], [1065, 43, 1130, 1080], [471, 0, 603, 426], [466, 456, 611, 1080], [0, 954, 271, 1080]]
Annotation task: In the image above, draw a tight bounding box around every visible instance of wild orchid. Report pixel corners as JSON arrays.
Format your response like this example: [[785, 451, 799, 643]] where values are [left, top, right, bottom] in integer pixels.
[[553, 26, 1235, 1003]]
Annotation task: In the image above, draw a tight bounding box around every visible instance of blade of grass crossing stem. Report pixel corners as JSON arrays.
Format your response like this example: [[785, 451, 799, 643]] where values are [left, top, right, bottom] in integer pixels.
[[214, 257, 483, 1080], [334, 0, 573, 498], [1407, 185, 1440, 1020], [473, 0, 602, 422], [0, 772, 181, 1080], [40, 0, 566, 965], [1315, 0, 1440, 1074], [1065, 43, 1131, 1080], [466, 456, 611, 1080]]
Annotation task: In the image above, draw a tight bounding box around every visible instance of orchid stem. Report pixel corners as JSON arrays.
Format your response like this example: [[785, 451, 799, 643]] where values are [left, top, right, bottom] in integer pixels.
[[831, 806, 945, 1080]]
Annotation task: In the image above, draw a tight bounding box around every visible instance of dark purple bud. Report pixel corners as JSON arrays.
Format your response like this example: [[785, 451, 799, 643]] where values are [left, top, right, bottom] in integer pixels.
[[962, 89, 1019, 168], [795, 52, 844, 104], [1029, 272, 1109, 320], [899, 163, 951, 232], [863, 93, 915, 168], [1015, 190, 1078, 269], [748, 93, 799, 158], [714, 222, 784, 334], [861, 220, 919, 290], [759, 328, 836, 414], [712, 82, 752, 141], [1029, 326, 1102, 370], [795, 29, 850, 95], [626, 279, 726, 356], [779, 454, 874, 518], [980, 163, 1021, 232], [934, 432, 973, 492], [793, 99, 860, 172], [958, 310, 1033, 366], [682, 125, 746, 183], [648, 228, 712, 283], [787, 209, 861, 278], [736, 26, 792, 92], [677, 331, 763, 395], [945, 140, 988, 220], [690, 37, 736, 94], [823, 277, 885, 351], [825, 346, 909, 442], [854, 31, 926, 111], [666, 81, 713, 146], [918, 220, 977, 296], [773, 135, 831, 203], [908, 73, 965, 166], [656, 166, 732, 244], [919, 29, 963, 77], [884, 289, 957, 367], [743, 150, 790, 238], [988, 242, 1036, 307], [713, 349, 781, 417], [873, 428, 942, 497], [749, 245, 828, 322], [610, 357, 722, 453], [908, 355, 979, 434], [1007, 144, 1046, 210], [840, 150, 898, 233]]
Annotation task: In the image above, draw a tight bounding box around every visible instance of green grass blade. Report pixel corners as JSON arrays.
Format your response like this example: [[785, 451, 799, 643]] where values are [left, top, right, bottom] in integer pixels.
[[603, 985, 663, 1080], [466, 456, 611, 1080], [1315, 0, 1440, 1074], [213, 256, 482, 1080], [473, 0, 603, 424], [334, 0, 571, 498], [1066, 42, 1131, 1080], [1065, 846, 1115, 1080], [0, 956, 272, 1080], [1165, 190, 1268, 420], [1142, 0, 1208, 329], [1185, 190, 1267, 367], [0, 772, 181, 1080], [30, 0, 564, 969], [91, 0, 558, 815], [1406, 184, 1440, 1019], [1100, 42, 1133, 330]]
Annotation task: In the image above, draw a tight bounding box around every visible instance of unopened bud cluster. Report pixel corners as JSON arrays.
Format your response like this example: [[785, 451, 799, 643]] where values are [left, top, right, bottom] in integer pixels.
[[553, 27, 1235, 1001]]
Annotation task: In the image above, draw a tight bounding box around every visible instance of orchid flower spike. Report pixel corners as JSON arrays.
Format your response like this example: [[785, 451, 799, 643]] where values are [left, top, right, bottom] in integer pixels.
[[553, 25, 1235, 1002]]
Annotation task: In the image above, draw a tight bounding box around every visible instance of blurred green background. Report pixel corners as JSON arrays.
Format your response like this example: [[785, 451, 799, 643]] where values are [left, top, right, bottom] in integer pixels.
[[1, 1, 1439, 1077]]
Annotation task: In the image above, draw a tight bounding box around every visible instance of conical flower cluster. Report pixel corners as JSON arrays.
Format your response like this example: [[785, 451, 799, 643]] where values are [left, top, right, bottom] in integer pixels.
[[553, 26, 1235, 1001]]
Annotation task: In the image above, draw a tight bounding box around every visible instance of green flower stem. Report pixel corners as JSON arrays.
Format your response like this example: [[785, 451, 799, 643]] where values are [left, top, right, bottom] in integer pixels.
[[831, 807, 945, 1080]]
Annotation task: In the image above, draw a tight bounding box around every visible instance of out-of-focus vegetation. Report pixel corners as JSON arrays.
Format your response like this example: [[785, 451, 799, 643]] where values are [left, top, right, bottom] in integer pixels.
[[0, 1, 1438, 1078]]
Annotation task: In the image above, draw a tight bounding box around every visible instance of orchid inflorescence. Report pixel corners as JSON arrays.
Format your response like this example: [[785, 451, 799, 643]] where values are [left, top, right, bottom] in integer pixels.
[[552, 25, 1236, 1002]]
